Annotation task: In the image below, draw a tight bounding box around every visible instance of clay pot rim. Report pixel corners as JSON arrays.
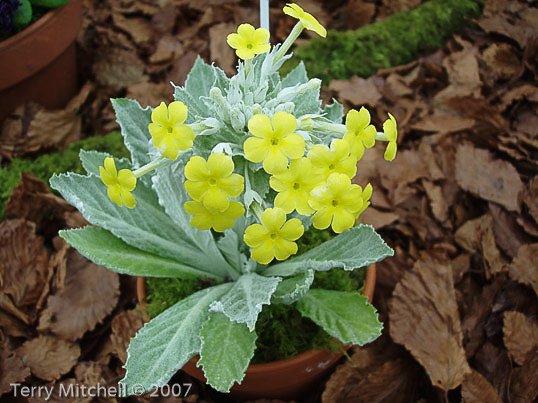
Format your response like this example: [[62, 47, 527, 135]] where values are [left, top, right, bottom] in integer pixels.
[[136, 264, 376, 372], [0, 3, 66, 50]]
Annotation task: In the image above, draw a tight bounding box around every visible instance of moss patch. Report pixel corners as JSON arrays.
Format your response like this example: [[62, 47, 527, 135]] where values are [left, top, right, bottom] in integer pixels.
[[145, 226, 367, 364], [0, 132, 128, 221], [281, 0, 483, 83]]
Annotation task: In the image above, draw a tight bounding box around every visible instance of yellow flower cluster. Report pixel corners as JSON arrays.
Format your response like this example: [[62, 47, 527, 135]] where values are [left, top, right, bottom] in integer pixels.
[[98, 4, 399, 266], [184, 153, 245, 232]]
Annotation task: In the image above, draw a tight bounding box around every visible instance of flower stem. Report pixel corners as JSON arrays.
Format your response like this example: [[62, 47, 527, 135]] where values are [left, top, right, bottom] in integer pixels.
[[315, 121, 347, 135], [132, 157, 165, 178], [375, 131, 389, 141], [250, 201, 265, 223], [273, 21, 304, 65]]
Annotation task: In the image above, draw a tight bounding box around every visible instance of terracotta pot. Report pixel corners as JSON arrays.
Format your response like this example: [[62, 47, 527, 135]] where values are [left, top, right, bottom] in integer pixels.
[[0, 0, 82, 122], [137, 264, 376, 400]]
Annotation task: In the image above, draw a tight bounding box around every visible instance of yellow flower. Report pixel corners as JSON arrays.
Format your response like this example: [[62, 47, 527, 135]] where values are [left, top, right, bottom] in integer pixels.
[[148, 101, 195, 160], [244, 112, 305, 174], [184, 153, 244, 212], [283, 3, 326, 38], [342, 107, 377, 160], [270, 158, 323, 215], [227, 23, 271, 60], [309, 173, 365, 233], [99, 157, 137, 209], [383, 113, 398, 161], [184, 200, 245, 232], [356, 183, 372, 219], [307, 138, 357, 179], [244, 207, 304, 264]]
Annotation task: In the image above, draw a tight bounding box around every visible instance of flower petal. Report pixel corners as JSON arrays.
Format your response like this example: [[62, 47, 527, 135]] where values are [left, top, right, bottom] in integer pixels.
[[327, 173, 351, 196], [261, 207, 287, 232], [362, 125, 377, 148], [104, 157, 117, 177], [253, 27, 270, 44], [273, 238, 298, 260], [117, 169, 136, 191], [263, 149, 288, 174], [384, 141, 397, 161], [237, 23, 255, 39], [244, 224, 269, 247], [218, 174, 244, 197], [251, 241, 275, 265], [280, 133, 305, 159], [227, 32, 246, 49], [274, 191, 296, 214], [184, 180, 209, 201], [244, 137, 268, 163], [207, 153, 234, 178], [248, 114, 272, 139], [311, 207, 332, 230], [185, 156, 209, 181], [202, 188, 230, 212], [107, 185, 122, 207], [226, 201, 246, 220], [151, 102, 168, 125], [272, 111, 297, 137], [120, 188, 137, 209], [331, 208, 355, 233], [168, 101, 188, 126], [279, 218, 304, 241]]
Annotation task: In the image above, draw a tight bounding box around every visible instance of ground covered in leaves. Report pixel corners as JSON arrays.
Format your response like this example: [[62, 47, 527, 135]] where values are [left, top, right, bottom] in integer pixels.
[[1, 0, 538, 402]]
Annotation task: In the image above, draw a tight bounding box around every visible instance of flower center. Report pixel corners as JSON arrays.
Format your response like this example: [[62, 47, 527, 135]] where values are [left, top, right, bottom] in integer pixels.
[[247, 43, 253, 49], [328, 164, 335, 170], [271, 137, 280, 146], [209, 178, 217, 185], [270, 233, 278, 240], [167, 126, 173, 134], [331, 199, 339, 207], [293, 182, 300, 190]]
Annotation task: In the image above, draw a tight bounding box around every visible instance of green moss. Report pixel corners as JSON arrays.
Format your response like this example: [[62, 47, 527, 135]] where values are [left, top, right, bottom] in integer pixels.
[[145, 227, 367, 363], [0, 132, 128, 221], [281, 0, 483, 83]]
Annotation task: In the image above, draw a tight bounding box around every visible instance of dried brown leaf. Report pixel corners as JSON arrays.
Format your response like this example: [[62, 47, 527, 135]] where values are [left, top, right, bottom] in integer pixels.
[[210, 23, 236, 76], [523, 176, 538, 225], [0, 349, 30, 396], [108, 309, 147, 363], [112, 13, 154, 45], [481, 43, 523, 81], [410, 114, 475, 135], [0, 219, 51, 309], [462, 278, 504, 358], [358, 207, 399, 229], [422, 180, 449, 223], [93, 49, 148, 91], [455, 144, 523, 212], [329, 76, 382, 106], [126, 82, 173, 108], [345, 0, 376, 28], [455, 215, 506, 276], [389, 255, 471, 390], [462, 370, 502, 403], [509, 244, 538, 296], [38, 249, 119, 341], [474, 342, 512, 401], [16, 335, 80, 381], [149, 35, 183, 64], [503, 311, 538, 365], [510, 353, 538, 403]]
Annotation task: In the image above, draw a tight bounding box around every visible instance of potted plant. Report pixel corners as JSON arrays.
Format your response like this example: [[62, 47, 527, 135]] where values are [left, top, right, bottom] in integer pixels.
[[50, 3, 398, 399], [0, 0, 82, 121]]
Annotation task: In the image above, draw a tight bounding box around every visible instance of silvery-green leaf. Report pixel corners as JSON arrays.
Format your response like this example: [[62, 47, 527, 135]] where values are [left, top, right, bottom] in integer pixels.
[[111, 98, 152, 168], [293, 86, 323, 117], [198, 313, 257, 392], [185, 56, 216, 101], [271, 269, 314, 304], [60, 226, 222, 280], [217, 229, 243, 271], [79, 150, 131, 176], [49, 172, 229, 279], [152, 159, 239, 278], [296, 289, 383, 345], [242, 162, 270, 212], [209, 272, 281, 331], [281, 61, 308, 88], [262, 225, 393, 277], [173, 85, 205, 123], [324, 100, 344, 123], [119, 283, 232, 396]]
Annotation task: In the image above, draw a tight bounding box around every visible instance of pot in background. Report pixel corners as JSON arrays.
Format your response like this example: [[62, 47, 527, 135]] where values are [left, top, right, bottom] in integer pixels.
[[0, 0, 82, 122], [137, 264, 376, 401]]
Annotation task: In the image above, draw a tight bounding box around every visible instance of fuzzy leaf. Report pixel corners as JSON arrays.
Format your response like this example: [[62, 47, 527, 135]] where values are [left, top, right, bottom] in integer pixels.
[[209, 273, 281, 331], [111, 98, 152, 168], [272, 269, 315, 304], [324, 100, 344, 123], [242, 162, 270, 212], [49, 173, 229, 279], [119, 283, 232, 396], [79, 150, 131, 176], [198, 313, 257, 392], [217, 229, 243, 271], [151, 159, 239, 277], [263, 225, 394, 277], [60, 226, 222, 280], [282, 61, 309, 88], [296, 289, 383, 345]]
